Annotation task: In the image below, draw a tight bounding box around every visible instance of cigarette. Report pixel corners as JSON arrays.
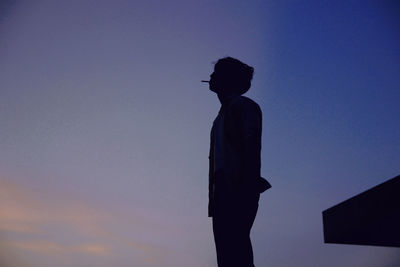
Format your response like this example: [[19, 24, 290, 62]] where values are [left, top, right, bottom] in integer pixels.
[[201, 80, 210, 83]]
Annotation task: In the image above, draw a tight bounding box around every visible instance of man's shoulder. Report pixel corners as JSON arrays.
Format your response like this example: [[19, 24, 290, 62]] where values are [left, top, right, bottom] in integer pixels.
[[230, 95, 261, 114]]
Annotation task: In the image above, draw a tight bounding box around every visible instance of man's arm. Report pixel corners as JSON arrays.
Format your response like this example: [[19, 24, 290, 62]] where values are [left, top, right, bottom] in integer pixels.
[[232, 98, 262, 190]]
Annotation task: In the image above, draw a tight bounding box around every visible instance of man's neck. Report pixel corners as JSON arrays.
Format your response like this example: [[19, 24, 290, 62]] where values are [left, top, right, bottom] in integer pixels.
[[217, 93, 239, 105]]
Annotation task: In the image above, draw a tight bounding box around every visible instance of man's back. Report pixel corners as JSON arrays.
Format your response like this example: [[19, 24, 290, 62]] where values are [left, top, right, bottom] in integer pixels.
[[208, 95, 262, 217]]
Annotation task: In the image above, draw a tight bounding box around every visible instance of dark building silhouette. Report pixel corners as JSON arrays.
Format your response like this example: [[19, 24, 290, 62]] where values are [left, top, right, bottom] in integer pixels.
[[322, 175, 400, 247]]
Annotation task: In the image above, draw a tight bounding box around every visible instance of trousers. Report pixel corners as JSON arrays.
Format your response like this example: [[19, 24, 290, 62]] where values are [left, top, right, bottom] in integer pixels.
[[212, 191, 259, 267]]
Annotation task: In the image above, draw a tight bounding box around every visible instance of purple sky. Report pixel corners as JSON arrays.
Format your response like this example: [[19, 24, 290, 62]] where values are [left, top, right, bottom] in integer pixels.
[[1, 0, 399, 266]]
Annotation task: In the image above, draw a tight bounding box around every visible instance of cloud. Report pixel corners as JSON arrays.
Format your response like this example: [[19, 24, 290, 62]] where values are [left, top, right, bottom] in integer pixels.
[[77, 244, 109, 255], [0, 179, 109, 238], [3, 240, 110, 256], [0, 178, 169, 265], [0, 222, 39, 234], [0, 241, 31, 267], [126, 240, 172, 264]]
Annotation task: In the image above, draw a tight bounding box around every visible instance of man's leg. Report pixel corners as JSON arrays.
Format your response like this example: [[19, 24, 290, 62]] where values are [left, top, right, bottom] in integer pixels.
[[235, 200, 258, 267], [212, 194, 259, 267]]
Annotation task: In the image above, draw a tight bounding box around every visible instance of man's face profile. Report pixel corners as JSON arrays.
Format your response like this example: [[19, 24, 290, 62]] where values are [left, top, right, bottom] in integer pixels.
[[209, 70, 218, 93], [209, 67, 228, 95]]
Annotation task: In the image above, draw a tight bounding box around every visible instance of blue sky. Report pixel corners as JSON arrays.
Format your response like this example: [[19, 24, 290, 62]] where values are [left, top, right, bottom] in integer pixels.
[[0, 0, 399, 266]]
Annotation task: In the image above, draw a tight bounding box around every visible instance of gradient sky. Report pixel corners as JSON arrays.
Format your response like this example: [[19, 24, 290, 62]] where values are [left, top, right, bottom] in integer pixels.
[[1, 0, 399, 266]]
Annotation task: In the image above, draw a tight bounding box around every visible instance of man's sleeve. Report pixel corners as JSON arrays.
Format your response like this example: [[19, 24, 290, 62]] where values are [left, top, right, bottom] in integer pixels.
[[233, 100, 262, 188]]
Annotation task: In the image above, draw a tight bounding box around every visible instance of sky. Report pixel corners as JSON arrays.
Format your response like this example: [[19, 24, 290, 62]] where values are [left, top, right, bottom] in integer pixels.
[[0, 0, 399, 266]]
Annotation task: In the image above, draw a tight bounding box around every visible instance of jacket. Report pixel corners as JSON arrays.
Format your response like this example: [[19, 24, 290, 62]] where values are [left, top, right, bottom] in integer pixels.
[[208, 95, 270, 217]]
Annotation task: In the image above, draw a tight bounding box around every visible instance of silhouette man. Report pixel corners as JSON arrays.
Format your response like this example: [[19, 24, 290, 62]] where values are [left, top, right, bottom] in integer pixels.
[[207, 57, 270, 267]]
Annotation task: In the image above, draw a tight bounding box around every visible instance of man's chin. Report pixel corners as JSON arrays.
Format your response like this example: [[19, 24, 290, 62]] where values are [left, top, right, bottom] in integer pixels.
[[209, 86, 220, 94]]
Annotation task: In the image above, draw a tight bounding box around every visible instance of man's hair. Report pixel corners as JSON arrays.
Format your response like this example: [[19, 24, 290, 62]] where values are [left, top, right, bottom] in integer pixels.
[[214, 57, 254, 95]]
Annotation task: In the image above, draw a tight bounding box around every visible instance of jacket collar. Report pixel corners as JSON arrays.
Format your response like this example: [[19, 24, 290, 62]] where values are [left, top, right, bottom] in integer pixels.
[[219, 94, 241, 114]]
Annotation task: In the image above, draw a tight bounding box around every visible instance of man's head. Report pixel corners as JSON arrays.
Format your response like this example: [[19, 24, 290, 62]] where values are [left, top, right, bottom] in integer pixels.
[[209, 57, 254, 96]]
